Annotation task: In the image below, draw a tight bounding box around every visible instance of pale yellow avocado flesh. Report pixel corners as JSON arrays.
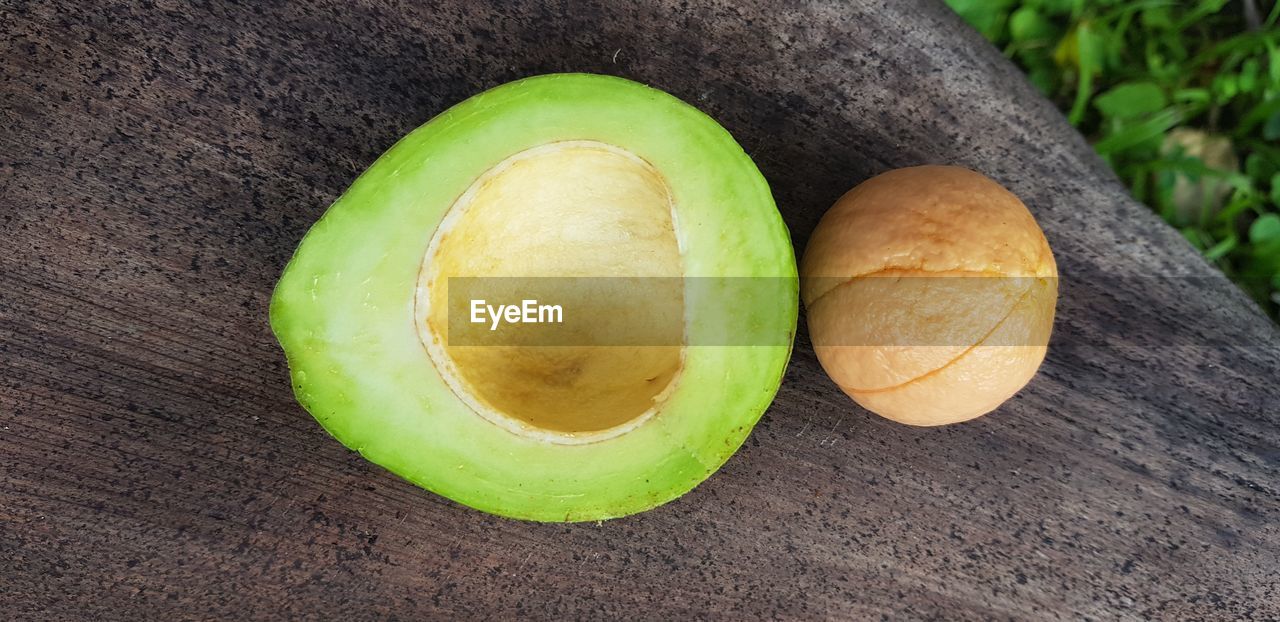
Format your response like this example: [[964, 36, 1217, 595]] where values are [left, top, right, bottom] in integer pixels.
[[417, 141, 685, 440]]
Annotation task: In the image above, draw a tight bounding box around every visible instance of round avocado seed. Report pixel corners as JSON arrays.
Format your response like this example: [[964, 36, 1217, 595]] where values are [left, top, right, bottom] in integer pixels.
[[800, 165, 1057, 426]]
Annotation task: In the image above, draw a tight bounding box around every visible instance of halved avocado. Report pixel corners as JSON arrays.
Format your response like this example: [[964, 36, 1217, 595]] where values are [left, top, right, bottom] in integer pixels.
[[270, 74, 797, 521]]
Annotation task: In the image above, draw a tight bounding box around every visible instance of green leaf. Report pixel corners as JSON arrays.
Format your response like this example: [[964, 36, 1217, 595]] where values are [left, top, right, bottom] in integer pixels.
[[1077, 22, 1107, 75], [1246, 153, 1280, 184], [1035, 0, 1076, 16], [1204, 234, 1238, 261], [1212, 73, 1239, 102], [1175, 0, 1230, 31], [1140, 6, 1172, 29], [1239, 59, 1260, 93], [1266, 112, 1280, 141], [1094, 108, 1184, 154], [1179, 226, 1203, 249], [1270, 45, 1280, 86], [1094, 82, 1168, 119], [1246, 213, 1280, 306], [1067, 23, 1105, 125], [1027, 64, 1058, 96], [1272, 173, 1280, 207], [1251, 213, 1280, 245], [947, 0, 1017, 41], [1009, 7, 1057, 43], [1236, 97, 1280, 137], [1216, 191, 1261, 226], [1173, 88, 1211, 105]]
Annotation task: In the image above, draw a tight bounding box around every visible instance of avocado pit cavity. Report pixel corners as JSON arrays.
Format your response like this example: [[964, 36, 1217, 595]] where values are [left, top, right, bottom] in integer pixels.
[[416, 141, 686, 443]]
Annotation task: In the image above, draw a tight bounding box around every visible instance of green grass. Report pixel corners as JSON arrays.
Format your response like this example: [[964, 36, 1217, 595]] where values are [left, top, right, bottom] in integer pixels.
[[947, 0, 1280, 321]]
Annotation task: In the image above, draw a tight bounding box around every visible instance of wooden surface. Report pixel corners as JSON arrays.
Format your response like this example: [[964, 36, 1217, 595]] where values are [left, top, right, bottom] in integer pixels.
[[3, 0, 1279, 619]]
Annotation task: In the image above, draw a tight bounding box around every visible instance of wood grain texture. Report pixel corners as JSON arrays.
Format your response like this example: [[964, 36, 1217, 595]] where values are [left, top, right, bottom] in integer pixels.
[[2, 0, 1278, 619]]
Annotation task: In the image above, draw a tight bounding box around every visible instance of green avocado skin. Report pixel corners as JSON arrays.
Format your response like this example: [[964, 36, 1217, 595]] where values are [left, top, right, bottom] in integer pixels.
[[270, 74, 798, 522]]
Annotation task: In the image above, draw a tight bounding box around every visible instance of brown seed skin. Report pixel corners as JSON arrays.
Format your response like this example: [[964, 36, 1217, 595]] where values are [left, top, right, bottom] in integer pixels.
[[801, 166, 1058, 426]]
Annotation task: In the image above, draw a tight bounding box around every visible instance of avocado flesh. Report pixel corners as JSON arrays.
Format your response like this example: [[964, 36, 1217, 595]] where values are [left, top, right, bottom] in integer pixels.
[[270, 74, 798, 521], [421, 141, 684, 439]]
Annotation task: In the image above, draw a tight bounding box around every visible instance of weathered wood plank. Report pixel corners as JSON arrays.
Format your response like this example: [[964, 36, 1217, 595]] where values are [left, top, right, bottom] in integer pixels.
[[2, 0, 1278, 619]]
